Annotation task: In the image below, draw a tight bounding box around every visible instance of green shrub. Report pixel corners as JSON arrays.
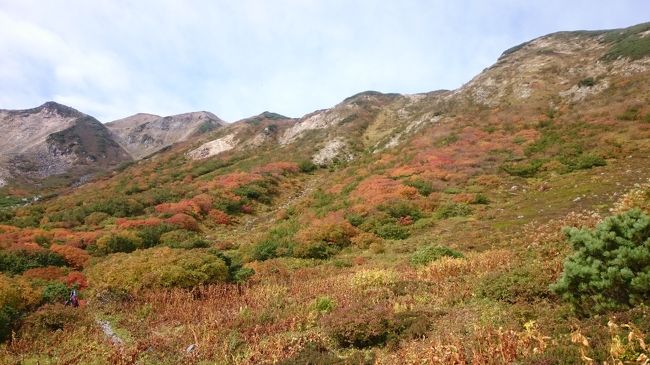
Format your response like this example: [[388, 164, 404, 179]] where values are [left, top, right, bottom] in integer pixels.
[[478, 266, 552, 304], [87, 197, 144, 217], [250, 220, 299, 261], [374, 222, 409, 240], [603, 32, 650, 60], [561, 154, 606, 172], [84, 212, 110, 226], [293, 241, 340, 259], [501, 160, 543, 177], [9, 215, 41, 228], [136, 223, 176, 248], [232, 267, 255, 283], [251, 240, 282, 261], [551, 209, 650, 314], [214, 196, 247, 215], [41, 282, 70, 304], [404, 179, 434, 196], [0, 250, 67, 275], [234, 180, 276, 204], [346, 212, 365, 227], [381, 201, 422, 220], [410, 245, 464, 267], [298, 160, 317, 173], [473, 194, 490, 205], [435, 203, 472, 219], [578, 77, 596, 87], [93, 231, 144, 255], [86, 247, 229, 295], [159, 229, 209, 249], [0, 305, 18, 342], [312, 296, 335, 313], [0, 208, 15, 222], [443, 187, 462, 194]]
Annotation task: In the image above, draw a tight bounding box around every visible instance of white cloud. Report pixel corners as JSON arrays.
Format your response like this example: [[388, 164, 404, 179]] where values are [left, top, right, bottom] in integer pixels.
[[0, 0, 649, 122]]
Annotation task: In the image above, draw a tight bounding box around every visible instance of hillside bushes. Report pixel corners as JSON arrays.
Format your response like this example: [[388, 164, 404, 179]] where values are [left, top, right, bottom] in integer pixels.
[[410, 245, 464, 267], [86, 247, 229, 295], [0, 250, 66, 275], [322, 301, 430, 348], [551, 209, 650, 314], [0, 274, 41, 341]]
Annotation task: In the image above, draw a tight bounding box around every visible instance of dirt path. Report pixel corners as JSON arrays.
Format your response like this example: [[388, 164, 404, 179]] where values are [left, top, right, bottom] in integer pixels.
[[241, 173, 324, 230], [97, 319, 124, 346]]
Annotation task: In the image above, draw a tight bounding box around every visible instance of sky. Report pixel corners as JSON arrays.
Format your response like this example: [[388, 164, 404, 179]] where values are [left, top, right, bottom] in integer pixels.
[[0, 1, 648, 122]]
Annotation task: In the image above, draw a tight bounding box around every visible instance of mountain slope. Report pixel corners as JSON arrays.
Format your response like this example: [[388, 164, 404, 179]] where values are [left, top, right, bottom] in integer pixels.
[[0, 102, 131, 188], [1, 22, 650, 364], [106, 111, 226, 159]]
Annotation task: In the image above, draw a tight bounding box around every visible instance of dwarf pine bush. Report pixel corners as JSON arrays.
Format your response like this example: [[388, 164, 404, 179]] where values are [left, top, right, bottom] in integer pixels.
[[410, 245, 464, 267], [551, 209, 650, 314]]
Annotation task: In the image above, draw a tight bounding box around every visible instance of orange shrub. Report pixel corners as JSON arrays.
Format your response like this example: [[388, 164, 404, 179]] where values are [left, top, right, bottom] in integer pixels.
[[155, 200, 201, 216], [166, 213, 200, 231], [452, 193, 475, 204], [350, 232, 382, 249], [22, 266, 67, 281], [208, 210, 232, 225], [191, 194, 213, 214], [352, 177, 402, 206], [213, 172, 263, 190], [49, 244, 90, 269], [51, 229, 100, 248], [116, 217, 164, 229], [295, 213, 358, 247]]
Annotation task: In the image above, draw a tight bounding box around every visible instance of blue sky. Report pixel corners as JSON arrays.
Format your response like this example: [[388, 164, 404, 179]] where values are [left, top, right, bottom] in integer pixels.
[[0, 1, 648, 122]]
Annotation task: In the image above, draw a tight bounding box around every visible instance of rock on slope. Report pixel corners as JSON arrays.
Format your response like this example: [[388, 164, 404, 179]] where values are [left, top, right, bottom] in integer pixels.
[[106, 111, 226, 159], [187, 111, 296, 160], [0, 102, 131, 187]]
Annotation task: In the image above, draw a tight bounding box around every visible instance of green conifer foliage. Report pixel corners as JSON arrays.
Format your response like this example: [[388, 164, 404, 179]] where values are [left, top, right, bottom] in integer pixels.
[[551, 209, 650, 314]]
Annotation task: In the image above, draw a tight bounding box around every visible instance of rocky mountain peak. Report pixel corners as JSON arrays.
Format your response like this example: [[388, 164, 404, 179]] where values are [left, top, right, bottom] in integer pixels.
[[106, 110, 226, 160]]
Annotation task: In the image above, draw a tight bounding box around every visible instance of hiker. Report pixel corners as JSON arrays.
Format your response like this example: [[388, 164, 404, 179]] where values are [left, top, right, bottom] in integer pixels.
[[66, 289, 79, 307]]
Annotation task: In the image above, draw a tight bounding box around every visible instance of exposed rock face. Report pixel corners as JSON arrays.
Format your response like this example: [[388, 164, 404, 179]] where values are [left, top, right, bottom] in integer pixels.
[[312, 138, 352, 165], [452, 26, 650, 107], [106, 111, 226, 159], [187, 111, 295, 160], [0, 102, 131, 185], [187, 133, 237, 160]]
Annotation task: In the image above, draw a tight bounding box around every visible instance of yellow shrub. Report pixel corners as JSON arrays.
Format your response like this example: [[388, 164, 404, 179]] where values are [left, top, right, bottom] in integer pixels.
[[86, 247, 228, 295], [350, 269, 398, 290]]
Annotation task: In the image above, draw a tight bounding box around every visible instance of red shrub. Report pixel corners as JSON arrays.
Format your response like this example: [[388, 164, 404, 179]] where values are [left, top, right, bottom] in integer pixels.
[[63, 271, 88, 289], [117, 217, 164, 229], [166, 213, 200, 231], [208, 210, 232, 225]]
